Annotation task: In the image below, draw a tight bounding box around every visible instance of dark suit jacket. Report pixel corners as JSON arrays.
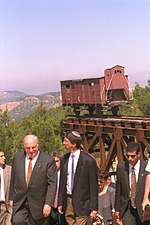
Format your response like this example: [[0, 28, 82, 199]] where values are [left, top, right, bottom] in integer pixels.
[[58, 151, 98, 216], [9, 150, 57, 220], [115, 159, 148, 221], [4, 165, 12, 214]]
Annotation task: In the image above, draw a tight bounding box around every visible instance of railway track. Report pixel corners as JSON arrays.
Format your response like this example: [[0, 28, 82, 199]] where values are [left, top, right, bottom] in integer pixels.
[[67, 114, 150, 121], [64, 115, 150, 129]]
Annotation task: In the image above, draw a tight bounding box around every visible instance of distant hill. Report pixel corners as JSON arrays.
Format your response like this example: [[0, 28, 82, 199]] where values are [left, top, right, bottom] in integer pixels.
[[0, 91, 27, 102], [0, 91, 61, 120]]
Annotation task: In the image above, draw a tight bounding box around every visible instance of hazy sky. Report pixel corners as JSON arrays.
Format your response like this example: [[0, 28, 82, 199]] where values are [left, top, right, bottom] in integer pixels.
[[0, 0, 150, 95]]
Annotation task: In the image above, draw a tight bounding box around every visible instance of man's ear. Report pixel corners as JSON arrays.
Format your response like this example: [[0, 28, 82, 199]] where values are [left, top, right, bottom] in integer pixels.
[[137, 151, 141, 157], [72, 143, 77, 148]]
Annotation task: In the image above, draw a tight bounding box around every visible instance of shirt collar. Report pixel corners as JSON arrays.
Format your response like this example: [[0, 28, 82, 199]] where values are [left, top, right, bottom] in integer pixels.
[[129, 159, 140, 170], [71, 149, 80, 160], [26, 151, 40, 160]]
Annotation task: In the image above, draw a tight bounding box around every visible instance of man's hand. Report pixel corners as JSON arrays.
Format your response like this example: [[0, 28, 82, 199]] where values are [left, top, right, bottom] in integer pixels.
[[114, 211, 120, 219], [58, 205, 64, 214], [142, 198, 150, 211], [43, 204, 51, 217], [90, 210, 97, 218], [114, 211, 123, 224], [9, 200, 13, 208]]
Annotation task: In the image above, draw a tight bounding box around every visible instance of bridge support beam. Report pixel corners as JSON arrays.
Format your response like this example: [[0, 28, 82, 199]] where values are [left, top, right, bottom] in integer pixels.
[[63, 116, 150, 171]]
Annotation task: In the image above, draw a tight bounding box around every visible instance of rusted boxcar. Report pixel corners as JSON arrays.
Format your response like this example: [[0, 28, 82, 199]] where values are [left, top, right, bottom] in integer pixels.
[[60, 65, 130, 115]]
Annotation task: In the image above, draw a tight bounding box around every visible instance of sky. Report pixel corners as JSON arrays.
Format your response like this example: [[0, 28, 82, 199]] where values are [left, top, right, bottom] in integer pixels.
[[0, 0, 150, 95]]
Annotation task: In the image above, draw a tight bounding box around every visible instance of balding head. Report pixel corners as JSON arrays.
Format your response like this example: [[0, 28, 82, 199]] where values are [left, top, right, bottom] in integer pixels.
[[24, 135, 39, 159]]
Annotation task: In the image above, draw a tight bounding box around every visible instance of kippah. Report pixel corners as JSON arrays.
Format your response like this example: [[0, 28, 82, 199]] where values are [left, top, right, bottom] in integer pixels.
[[72, 131, 81, 138]]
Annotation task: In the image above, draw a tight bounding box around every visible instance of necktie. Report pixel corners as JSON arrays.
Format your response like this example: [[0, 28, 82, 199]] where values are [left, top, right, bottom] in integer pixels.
[[71, 154, 75, 192], [54, 189, 58, 208], [131, 167, 136, 208], [26, 158, 32, 186]]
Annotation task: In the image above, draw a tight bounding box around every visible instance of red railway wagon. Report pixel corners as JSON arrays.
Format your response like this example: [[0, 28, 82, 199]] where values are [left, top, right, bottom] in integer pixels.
[[60, 65, 130, 115]]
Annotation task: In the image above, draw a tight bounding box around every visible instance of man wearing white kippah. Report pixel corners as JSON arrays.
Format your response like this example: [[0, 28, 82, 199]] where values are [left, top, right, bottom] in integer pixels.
[[58, 131, 98, 225]]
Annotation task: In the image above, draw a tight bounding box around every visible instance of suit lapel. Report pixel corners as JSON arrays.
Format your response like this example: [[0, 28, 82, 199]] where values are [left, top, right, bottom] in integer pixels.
[[19, 152, 26, 187], [136, 160, 146, 196], [64, 154, 70, 176], [4, 166, 8, 196], [73, 151, 83, 191], [123, 161, 130, 193]]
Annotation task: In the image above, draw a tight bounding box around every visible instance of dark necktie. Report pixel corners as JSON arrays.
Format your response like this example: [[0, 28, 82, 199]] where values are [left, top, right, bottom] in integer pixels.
[[71, 154, 75, 192], [131, 167, 136, 208], [26, 158, 32, 186]]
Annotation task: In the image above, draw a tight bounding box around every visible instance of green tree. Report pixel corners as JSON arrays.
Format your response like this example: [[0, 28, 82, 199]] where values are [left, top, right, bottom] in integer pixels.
[[133, 81, 150, 117], [0, 104, 71, 164], [119, 80, 150, 117]]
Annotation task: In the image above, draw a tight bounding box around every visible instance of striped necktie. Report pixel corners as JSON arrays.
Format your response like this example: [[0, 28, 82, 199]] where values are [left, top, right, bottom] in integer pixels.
[[131, 167, 136, 208]]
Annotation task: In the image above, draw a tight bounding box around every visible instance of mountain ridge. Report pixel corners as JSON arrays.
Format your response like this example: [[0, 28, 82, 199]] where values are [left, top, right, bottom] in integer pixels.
[[0, 91, 61, 120]]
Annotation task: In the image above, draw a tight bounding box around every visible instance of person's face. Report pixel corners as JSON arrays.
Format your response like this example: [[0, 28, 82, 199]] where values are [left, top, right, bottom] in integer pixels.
[[125, 150, 140, 166], [54, 156, 60, 171], [63, 137, 76, 152], [98, 178, 107, 191], [0, 151, 5, 166], [24, 138, 38, 159], [107, 176, 111, 186]]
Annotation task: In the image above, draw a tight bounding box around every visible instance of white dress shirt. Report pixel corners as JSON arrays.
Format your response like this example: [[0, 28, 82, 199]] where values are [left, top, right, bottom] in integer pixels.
[[67, 149, 80, 195], [25, 151, 39, 182], [145, 158, 150, 172], [0, 167, 5, 201], [129, 160, 140, 197]]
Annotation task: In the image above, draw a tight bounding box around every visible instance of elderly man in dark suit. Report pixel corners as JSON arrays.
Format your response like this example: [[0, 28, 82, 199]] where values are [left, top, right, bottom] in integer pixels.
[[9, 135, 57, 225], [0, 149, 12, 225], [115, 142, 150, 225], [58, 131, 98, 225]]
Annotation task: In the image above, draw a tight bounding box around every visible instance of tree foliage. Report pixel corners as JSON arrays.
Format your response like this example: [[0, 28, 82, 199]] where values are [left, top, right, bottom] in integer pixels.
[[0, 104, 72, 165], [133, 80, 150, 117], [119, 80, 150, 117]]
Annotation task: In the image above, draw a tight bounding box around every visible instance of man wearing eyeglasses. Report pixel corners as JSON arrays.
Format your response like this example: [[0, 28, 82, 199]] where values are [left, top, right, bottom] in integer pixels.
[[58, 131, 98, 225], [115, 142, 149, 225]]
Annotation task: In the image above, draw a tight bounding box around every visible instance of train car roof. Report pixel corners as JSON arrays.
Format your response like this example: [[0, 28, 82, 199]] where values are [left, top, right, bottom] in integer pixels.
[[60, 76, 104, 83], [105, 64, 124, 70]]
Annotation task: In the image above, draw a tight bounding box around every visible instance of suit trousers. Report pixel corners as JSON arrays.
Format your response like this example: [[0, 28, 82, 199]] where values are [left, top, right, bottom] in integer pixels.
[[122, 202, 150, 225], [0, 202, 12, 225], [11, 200, 48, 225], [49, 207, 67, 225], [65, 196, 88, 225]]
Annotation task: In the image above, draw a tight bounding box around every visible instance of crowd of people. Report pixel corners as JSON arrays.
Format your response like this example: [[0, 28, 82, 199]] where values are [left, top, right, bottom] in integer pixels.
[[0, 132, 149, 225]]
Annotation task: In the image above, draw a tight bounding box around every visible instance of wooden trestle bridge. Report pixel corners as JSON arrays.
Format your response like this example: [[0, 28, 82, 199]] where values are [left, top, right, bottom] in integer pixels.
[[62, 115, 150, 172]]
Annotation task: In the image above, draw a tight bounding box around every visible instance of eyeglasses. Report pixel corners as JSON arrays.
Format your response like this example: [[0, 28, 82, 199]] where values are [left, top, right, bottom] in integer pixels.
[[126, 154, 137, 159]]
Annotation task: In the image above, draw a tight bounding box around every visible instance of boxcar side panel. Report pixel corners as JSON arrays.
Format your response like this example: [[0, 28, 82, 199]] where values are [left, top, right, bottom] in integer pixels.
[[99, 77, 106, 105]]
